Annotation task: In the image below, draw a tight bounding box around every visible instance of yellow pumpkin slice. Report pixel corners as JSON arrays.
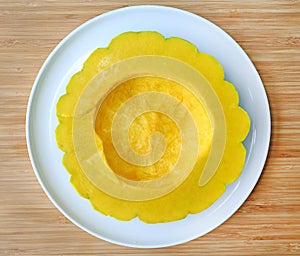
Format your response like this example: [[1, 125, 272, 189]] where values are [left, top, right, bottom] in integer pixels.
[[56, 31, 250, 223]]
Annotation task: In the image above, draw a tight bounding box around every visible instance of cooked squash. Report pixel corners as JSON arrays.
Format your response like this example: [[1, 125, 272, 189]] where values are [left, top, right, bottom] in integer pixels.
[[56, 31, 250, 223]]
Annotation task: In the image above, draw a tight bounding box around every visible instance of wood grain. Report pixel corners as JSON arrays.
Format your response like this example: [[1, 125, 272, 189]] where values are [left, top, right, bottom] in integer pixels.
[[0, 0, 299, 255]]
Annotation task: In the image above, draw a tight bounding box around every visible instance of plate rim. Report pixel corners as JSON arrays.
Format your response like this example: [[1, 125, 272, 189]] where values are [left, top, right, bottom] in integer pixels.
[[26, 5, 271, 248]]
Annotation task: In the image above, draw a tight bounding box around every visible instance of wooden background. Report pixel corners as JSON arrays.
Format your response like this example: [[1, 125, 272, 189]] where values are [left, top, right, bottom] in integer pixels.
[[1, 0, 299, 255]]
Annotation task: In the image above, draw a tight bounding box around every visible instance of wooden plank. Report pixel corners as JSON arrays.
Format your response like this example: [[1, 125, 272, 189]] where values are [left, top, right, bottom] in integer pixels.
[[0, 0, 299, 255]]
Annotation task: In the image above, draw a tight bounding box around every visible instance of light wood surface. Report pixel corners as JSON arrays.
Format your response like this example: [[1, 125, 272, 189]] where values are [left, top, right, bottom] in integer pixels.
[[1, 0, 299, 255]]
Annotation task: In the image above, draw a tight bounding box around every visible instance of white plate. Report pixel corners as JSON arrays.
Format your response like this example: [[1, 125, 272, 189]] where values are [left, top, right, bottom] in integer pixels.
[[26, 5, 271, 248]]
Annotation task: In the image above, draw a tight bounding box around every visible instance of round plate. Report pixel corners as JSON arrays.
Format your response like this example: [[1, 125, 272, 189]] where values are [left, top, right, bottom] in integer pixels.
[[26, 5, 271, 248]]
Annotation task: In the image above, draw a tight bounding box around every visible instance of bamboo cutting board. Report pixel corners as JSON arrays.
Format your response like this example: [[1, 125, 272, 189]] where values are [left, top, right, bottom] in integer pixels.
[[0, 0, 299, 255]]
